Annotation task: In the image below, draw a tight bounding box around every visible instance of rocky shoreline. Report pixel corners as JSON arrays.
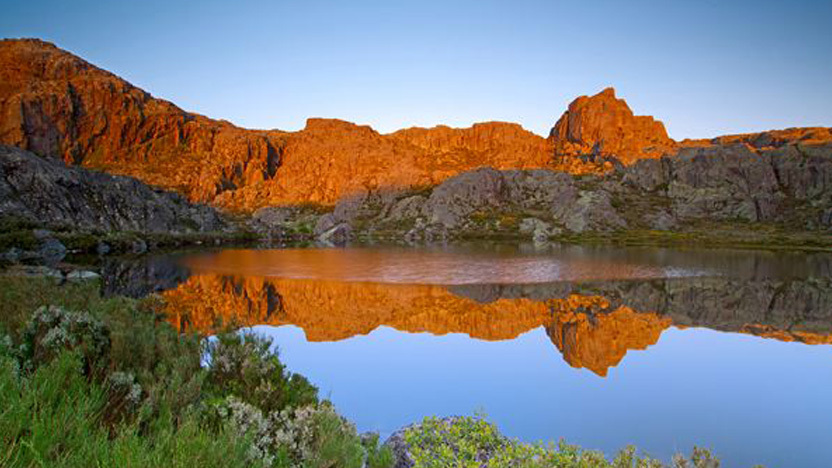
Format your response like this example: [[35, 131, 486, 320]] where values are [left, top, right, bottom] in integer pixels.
[[261, 136, 832, 250]]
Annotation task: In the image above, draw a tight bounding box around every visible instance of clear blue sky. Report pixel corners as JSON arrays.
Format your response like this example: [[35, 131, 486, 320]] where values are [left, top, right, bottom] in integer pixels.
[[2, 0, 831, 139]]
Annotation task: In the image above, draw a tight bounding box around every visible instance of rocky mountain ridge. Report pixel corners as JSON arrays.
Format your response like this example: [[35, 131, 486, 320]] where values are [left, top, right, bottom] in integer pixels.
[[0, 145, 224, 233], [303, 133, 832, 244], [4, 38, 829, 218]]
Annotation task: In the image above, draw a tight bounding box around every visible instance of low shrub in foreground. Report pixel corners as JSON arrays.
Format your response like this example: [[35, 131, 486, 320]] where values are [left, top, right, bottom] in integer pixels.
[[403, 415, 722, 468], [0, 350, 258, 467]]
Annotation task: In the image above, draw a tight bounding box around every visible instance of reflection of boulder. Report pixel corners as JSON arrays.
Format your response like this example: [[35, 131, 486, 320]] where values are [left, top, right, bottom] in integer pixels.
[[158, 273, 832, 377], [100, 256, 191, 298]]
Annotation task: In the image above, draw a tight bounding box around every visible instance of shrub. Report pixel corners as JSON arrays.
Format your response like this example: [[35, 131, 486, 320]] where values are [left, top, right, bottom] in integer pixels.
[[402, 415, 722, 468], [204, 332, 318, 414], [214, 398, 365, 468], [363, 432, 396, 468], [0, 350, 258, 468], [19, 305, 111, 376]]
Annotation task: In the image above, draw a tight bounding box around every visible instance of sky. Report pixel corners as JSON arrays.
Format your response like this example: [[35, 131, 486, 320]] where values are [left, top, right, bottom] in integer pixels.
[[2, 0, 831, 139]]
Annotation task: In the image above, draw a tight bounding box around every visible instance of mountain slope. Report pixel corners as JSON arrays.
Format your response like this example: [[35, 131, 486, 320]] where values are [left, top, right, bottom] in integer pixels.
[[1, 38, 830, 214]]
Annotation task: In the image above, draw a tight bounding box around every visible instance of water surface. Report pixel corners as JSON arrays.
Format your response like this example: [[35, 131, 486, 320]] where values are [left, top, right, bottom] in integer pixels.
[[104, 243, 832, 467]]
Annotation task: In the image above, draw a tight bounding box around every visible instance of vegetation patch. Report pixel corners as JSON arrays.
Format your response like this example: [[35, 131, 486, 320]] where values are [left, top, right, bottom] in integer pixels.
[[403, 415, 721, 468]]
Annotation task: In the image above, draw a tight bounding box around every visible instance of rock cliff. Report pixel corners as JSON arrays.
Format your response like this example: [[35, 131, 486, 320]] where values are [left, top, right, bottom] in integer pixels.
[[318, 133, 832, 240], [5, 38, 827, 220], [549, 87, 676, 166], [0, 39, 553, 211]]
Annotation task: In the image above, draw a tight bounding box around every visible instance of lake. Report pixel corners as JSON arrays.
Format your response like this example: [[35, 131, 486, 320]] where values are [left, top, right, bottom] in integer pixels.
[[101, 243, 832, 467]]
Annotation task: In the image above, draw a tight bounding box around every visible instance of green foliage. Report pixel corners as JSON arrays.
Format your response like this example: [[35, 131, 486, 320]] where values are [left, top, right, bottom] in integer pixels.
[[204, 332, 318, 414], [363, 432, 396, 468], [405, 415, 542, 468], [403, 415, 722, 468], [0, 229, 39, 252], [19, 305, 111, 376], [0, 351, 258, 468]]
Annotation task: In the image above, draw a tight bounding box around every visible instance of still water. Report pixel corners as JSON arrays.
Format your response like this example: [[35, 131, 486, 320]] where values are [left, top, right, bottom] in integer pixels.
[[103, 243, 832, 467]]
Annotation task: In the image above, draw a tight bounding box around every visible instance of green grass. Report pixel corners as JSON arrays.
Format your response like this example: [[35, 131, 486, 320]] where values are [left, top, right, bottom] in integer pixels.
[[0, 351, 257, 468], [0, 277, 388, 468]]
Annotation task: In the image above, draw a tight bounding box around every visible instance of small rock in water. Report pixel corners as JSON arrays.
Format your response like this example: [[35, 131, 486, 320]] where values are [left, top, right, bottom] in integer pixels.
[[131, 239, 148, 254], [66, 270, 101, 281], [38, 238, 67, 264], [96, 241, 111, 255], [318, 222, 352, 246]]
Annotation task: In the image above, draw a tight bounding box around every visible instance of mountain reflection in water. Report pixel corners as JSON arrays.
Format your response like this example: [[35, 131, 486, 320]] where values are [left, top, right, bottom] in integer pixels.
[[103, 245, 832, 377]]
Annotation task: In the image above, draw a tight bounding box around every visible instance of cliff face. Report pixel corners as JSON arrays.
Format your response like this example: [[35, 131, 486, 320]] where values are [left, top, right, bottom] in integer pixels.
[[549, 87, 677, 166], [0, 39, 555, 211], [8, 39, 827, 216], [0, 145, 224, 232], [0, 39, 287, 206]]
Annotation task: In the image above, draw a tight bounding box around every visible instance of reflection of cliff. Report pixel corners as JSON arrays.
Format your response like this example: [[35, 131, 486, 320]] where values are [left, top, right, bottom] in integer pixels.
[[162, 275, 555, 341], [161, 274, 832, 376], [159, 275, 729, 377]]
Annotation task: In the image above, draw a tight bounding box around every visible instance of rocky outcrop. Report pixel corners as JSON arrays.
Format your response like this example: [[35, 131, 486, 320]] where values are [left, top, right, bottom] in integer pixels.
[[0, 40, 555, 212], [0, 144, 224, 232], [0, 39, 287, 206], [549, 87, 676, 166], [620, 139, 832, 226], [5, 38, 828, 220], [318, 131, 832, 240]]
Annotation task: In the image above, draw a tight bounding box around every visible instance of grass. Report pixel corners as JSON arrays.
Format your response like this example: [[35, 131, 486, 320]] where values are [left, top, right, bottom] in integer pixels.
[[551, 224, 832, 252], [0, 352, 257, 468], [0, 276, 389, 468]]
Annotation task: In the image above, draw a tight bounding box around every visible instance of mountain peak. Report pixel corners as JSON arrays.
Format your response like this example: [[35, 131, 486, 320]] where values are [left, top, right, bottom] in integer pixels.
[[548, 87, 675, 164]]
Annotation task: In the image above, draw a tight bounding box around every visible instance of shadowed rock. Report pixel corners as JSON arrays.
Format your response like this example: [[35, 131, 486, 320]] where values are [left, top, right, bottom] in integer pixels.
[[0, 145, 225, 232]]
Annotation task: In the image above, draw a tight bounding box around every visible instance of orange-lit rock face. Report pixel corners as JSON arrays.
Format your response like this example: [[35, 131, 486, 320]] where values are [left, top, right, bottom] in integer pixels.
[[212, 120, 554, 209], [549, 87, 677, 165], [4, 39, 830, 212], [0, 39, 679, 212], [0, 39, 287, 205], [0, 40, 555, 211]]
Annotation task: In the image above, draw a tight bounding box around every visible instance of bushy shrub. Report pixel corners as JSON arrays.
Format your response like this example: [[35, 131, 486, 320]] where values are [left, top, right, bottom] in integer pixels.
[[214, 397, 365, 468], [0, 350, 258, 468], [402, 415, 722, 468], [204, 332, 318, 413], [19, 305, 111, 376], [363, 432, 396, 468]]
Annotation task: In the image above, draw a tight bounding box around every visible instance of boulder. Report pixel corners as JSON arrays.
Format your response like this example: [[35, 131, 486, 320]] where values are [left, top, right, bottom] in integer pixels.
[[318, 223, 352, 246], [558, 191, 627, 233]]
